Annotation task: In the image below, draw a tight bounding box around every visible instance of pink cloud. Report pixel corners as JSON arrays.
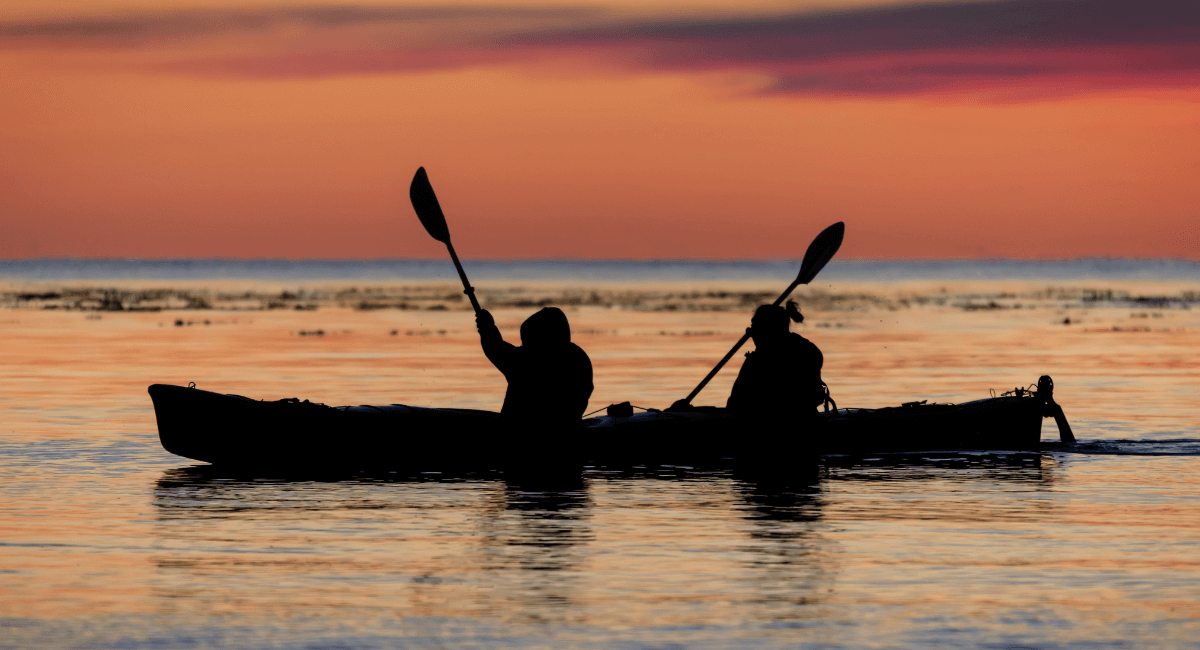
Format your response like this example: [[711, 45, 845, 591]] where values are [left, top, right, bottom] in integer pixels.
[[4, 0, 1199, 97]]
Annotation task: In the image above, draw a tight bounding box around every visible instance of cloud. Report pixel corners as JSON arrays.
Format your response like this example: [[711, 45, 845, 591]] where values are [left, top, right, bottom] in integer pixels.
[[537, 0, 1199, 54], [521, 0, 1200, 96], [0, 5, 595, 43], [3, 0, 1198, 97]]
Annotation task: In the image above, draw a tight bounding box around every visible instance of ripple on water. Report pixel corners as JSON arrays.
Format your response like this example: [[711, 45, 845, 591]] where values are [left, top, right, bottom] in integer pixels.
[[2, 276, 1199, 648]]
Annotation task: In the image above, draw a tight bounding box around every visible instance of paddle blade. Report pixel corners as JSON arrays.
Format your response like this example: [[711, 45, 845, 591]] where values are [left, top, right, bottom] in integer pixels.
[[409, 167, 451, 244], [796, 222, 845, 285]]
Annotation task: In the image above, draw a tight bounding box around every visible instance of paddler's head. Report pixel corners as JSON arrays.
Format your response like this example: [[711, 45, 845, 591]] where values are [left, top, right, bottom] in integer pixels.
[[748, 301, 803, 348], [520, 307, 571, 349]]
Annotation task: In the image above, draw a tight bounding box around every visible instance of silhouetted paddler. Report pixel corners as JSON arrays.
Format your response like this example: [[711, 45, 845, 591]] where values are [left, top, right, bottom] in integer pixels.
[[476, 307, 594, 434], [728, 301, 825, 443]]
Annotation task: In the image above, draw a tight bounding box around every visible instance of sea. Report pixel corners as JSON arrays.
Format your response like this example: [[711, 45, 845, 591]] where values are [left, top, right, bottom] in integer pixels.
[[2, 258, 1198, 649]]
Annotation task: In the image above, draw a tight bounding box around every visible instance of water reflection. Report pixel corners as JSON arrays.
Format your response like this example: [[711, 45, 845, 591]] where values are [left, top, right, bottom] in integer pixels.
[[152, 468, 598, 623], [825, 452, 1054, 484], [9, 269, 1200, 647], [149, 458, 1057, 626], [733, 479, 832, 618], [823, 454, 1058, 527], [493, 476, 593, 572], [472, 477, 594, 621]]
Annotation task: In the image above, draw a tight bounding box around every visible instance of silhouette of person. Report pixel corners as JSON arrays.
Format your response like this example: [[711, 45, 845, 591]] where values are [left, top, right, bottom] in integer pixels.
[[727, 301, 825, 464], [476, 307, 594, 446]]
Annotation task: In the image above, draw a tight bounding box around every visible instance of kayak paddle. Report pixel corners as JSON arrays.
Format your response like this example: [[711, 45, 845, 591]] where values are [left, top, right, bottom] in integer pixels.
[[409, 167, 482, 314], [679, 221, 845, 405]]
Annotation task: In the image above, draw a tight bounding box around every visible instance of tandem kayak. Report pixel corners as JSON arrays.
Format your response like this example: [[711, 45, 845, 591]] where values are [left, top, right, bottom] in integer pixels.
[[148, 376, 1073, 469]]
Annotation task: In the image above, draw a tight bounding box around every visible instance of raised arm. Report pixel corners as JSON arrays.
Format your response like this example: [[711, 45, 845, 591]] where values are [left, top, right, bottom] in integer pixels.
[[476, 309, 518, 376]]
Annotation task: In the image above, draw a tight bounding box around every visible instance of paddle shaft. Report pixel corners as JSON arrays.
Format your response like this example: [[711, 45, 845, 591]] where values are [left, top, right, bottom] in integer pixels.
[[682, 278, 802, 404], [445, 241, 482, 314]]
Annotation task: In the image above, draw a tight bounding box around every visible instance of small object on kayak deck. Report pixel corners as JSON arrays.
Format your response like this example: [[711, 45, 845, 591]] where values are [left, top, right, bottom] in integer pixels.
[[148, 376, 1074, 470], [607, 402, 634, 418]]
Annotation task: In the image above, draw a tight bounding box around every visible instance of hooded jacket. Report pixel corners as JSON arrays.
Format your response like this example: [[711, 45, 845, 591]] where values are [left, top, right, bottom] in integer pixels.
[[479, 307, 594, 429]]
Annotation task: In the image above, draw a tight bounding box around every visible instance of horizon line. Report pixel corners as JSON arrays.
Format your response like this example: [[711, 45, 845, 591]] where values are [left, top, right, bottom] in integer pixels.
[[4, 256, 1199, 265]]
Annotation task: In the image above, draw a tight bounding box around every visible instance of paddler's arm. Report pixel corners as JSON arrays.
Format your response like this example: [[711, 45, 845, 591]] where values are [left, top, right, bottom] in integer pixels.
[[574, 345, 594, 417], [724, 350, 755, 411], [476, 309, 517, 374]]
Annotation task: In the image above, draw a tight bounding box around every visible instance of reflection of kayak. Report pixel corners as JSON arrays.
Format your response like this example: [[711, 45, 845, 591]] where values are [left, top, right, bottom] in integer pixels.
[[148, 377, 1073, 469]]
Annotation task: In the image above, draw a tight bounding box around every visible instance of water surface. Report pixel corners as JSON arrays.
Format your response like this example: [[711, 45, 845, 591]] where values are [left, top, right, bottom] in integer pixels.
[[2, 261, 1198, 648]]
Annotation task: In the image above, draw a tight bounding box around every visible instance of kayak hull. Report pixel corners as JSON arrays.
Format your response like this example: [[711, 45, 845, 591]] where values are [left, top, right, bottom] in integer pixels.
[[149, 385, 504, 469], [149, 383, 1051, 470]]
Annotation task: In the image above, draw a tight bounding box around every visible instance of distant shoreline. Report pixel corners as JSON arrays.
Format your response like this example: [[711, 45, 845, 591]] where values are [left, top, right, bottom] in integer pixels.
[[3, 258, 1199, 283]]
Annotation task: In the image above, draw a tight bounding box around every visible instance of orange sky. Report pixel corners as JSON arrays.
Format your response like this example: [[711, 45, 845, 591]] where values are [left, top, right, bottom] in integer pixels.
[[1, 0, 1198, 260]]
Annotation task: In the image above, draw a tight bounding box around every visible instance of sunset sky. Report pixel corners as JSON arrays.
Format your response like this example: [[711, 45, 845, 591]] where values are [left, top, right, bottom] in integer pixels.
[[2, 0, 1197, 260]]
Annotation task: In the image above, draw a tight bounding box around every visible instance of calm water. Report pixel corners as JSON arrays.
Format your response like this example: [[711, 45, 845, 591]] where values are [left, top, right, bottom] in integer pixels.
[[2, 261, 1199, 648]]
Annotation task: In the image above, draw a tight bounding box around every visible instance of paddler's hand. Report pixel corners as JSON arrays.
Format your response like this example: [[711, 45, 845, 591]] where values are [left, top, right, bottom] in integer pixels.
[[475, 309, 495, 331], [668, 399, 694, 412]]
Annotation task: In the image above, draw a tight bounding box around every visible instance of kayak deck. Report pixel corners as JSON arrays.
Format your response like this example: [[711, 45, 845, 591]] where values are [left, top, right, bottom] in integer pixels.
[[149, 379, 1068, 470]]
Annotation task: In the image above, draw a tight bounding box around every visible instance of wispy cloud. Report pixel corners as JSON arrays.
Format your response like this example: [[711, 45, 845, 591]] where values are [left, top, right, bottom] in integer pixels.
[[3, 0, 1198, 97], [0, 5, 596, 42], [534, 0, 1200, 96]]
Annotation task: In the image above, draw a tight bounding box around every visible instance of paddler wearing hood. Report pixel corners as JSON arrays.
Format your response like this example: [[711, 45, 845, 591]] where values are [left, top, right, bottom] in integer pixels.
[[476, 307, 594, 429]]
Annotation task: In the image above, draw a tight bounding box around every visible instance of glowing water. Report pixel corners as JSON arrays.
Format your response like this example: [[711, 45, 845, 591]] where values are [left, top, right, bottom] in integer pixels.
[[2, 262, 1198, 648]]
